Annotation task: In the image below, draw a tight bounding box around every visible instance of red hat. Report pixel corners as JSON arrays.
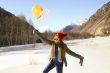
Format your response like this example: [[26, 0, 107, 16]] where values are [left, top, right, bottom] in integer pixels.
[[57, 32, 67, 41]]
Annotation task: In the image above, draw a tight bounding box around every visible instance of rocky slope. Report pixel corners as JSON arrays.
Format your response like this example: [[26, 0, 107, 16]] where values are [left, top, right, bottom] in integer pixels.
[[76, 1, 110, 36]]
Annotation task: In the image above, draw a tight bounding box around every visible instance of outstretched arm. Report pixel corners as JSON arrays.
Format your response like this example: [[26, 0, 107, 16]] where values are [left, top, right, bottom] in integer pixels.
[[35, 29, 52, 44], [65, 44, 84, 66]]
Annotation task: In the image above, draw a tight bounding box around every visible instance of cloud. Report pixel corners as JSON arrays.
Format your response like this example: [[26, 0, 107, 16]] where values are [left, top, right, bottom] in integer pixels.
[[72, 18, 88, 25], [39, 25, 50, 32], [39, 24, 66, 32]]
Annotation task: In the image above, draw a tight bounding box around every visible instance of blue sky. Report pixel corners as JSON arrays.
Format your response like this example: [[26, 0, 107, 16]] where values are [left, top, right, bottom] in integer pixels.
[[0, 0, 109, 32]]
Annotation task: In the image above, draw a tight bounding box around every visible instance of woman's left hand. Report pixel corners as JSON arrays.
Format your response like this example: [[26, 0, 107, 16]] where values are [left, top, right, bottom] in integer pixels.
[[79, 56, 84, 66]]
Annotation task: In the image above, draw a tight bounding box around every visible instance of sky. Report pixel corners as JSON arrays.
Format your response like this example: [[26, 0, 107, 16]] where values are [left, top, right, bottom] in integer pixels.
[[0, 0, 109, 32]]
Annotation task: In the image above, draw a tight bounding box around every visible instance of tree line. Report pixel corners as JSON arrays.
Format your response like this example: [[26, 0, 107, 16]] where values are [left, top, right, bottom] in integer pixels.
[[0, 7, 37, 47]]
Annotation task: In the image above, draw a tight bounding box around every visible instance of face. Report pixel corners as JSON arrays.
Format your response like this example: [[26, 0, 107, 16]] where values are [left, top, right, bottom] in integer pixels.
[[53, 34, 60, 44]]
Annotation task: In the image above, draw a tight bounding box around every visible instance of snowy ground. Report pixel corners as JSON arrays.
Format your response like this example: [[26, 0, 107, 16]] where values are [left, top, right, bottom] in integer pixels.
[[0, 36, 110, 73]]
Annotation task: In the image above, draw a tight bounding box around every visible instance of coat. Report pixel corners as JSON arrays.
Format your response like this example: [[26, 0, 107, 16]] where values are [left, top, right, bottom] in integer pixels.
[[35, 29, 83, 67], [49, 41, 82, 67]]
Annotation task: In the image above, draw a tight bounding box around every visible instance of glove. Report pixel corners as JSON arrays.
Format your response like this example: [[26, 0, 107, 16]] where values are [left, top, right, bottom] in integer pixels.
[[79, 56, 84, 66]]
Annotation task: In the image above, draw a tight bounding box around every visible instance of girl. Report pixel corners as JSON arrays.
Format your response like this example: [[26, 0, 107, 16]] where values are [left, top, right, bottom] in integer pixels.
[[35, 29, 84, 73]]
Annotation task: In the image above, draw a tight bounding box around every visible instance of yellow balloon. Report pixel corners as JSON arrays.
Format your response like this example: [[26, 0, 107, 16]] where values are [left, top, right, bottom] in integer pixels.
[[32, 4, 43, 19]]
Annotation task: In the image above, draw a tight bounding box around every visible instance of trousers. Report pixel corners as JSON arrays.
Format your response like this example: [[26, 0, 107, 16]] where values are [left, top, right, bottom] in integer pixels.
[[43, 59, 63, 73]]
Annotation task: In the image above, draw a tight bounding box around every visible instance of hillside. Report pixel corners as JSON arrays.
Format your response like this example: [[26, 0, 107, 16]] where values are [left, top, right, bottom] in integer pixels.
[[75, 1, 110, 36], [61, 24, 79, 32], [0, 7, 37, 47]]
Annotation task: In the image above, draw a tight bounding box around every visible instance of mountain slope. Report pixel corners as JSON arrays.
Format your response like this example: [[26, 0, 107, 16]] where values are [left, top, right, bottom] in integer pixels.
[[0, 7, 37, 47], [77, 1, 110, 36], [61, 24, 79, 32]]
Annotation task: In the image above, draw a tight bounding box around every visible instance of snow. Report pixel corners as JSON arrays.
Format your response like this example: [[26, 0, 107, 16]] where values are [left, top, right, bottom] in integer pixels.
[[0, 36, 110, 73]]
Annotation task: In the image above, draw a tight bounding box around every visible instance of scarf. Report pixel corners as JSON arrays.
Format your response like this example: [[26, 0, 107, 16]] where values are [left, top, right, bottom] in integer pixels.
[[49, 43, 62, 62]]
